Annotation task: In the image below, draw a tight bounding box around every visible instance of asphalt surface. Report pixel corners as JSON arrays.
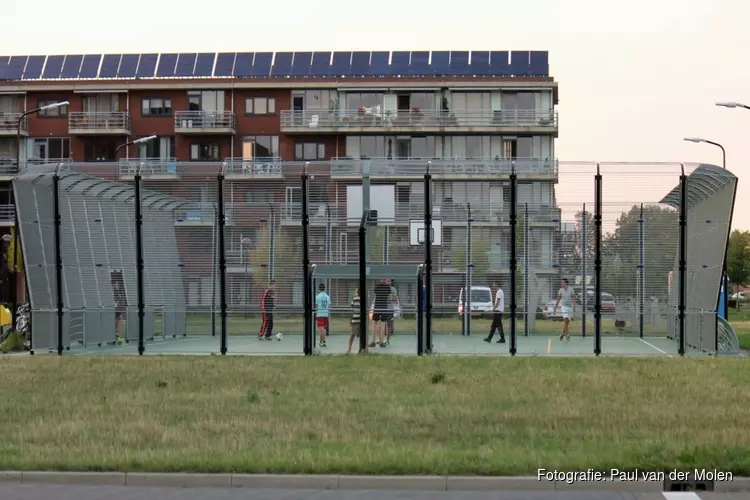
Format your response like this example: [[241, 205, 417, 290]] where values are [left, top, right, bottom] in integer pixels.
[[0, 484, 742, 500]]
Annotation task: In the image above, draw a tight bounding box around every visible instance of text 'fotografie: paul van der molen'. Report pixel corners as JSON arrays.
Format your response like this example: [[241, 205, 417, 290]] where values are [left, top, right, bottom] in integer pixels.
[[538, 469, 733, 483]]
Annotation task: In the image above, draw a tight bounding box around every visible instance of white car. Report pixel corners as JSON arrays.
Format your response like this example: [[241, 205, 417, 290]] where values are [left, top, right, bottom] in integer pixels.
[[542, 301, 564, 320], [731, 292, 746, 300], [458, 286, 494, 318]]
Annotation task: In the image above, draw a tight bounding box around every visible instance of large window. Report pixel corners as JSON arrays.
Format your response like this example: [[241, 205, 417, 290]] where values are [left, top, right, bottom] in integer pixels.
[[346, 93, 384, 111], [82, 94, 118, 113], [244, 97, 276, 115], [451, 92, 491, 113], [345, 136, 439, 159], [190, 142, 221, 161], [295, 143, 326, 161], [240, 136, 279, 158], [187, 91, 225, 112], [138, 136, 175, 159], [501, 92, 534, 109], [38, 100, 68, 117], [0, 96, 19, 114], [83, 139, 116, 161], [410, 93, 437, 111], [32, 138, 70, 160], [142, 98, 172, 116]]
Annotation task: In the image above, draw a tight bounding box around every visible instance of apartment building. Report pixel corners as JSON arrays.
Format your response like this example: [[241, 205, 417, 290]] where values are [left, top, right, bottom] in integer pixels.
[[0, 50, 559, 306]]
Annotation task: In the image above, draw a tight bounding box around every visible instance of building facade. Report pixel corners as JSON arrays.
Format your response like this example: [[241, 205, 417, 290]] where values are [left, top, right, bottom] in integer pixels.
[[0, 50, 559, 309]]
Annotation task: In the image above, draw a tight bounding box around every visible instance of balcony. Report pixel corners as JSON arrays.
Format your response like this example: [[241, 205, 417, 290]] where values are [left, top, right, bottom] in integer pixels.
[[0, 159, 17, 178], [280, 202, 342, 226], [0, 204, 14, 226], [0, 113, 27, 137], [280, 109, 558, 134], [174, 111, 235, 135], [119, 158, 180, 180], [331, 158, 558, 181], [224, 157, 283, 179], [69, 112, 130, 135], [174, 202, 235, 227]]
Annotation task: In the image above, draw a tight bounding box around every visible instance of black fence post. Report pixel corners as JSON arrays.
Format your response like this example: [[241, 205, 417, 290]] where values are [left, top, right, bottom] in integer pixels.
[[301, 167, 313, 355], [594, 164, 602, 356], [217, 167, 228, 355], [424, 163, 433, 354], [581, 202, 587, 339], [638, 203, 645, 338], [358, 212, 368, 353], [133, 165, 145, 355], [52, 166, 64, 356], [509, 165, 518, 356], [464, 202, 472, 336], [678, 167, 688, 356], [416, 265, 424, 355]]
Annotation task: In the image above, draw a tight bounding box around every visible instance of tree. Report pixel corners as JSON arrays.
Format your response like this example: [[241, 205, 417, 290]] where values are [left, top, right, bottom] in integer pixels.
[[727, 229, 750, 298], [367, 226, 386, 264], [559, 210, 596, 277], [4, 228, 23, 273], [251, 226, 300, 289], [450, 228, 491, 282]]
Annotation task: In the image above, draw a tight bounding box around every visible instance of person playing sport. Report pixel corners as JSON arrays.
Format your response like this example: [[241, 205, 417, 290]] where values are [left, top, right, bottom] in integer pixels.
[[315, 283, 330, 347], [386, 279, 399, 345], [553, 278, 576, 341], [370, 279, 391, 348], [258, 280, 276, 340], [484, 280, 505, 344], [346, 288, 361, 354]]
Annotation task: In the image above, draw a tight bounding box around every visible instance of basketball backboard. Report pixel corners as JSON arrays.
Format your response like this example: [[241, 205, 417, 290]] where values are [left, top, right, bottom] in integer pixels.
[[410, 219, 442, 246]]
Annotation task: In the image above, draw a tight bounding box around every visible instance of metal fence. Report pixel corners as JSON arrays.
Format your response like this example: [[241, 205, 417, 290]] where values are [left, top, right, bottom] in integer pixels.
[[11, 159, 738, 356]]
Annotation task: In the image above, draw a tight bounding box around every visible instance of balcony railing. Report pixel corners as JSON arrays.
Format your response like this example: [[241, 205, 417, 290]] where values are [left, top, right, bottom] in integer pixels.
[[119, 158, 179, 177], [174, 202, 233, 225], [69, 112, 130, 134], [331, 157, 558, 178], [0, 113, 27, 135], [174, 111, 235, 133], [224, 157, 283, 178], [280, 109, 558, 131], [0, 204, 15, 222]]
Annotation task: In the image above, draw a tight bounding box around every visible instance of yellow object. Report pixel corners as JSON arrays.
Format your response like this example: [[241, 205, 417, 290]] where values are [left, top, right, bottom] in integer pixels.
[[0, 306, 11, 328]]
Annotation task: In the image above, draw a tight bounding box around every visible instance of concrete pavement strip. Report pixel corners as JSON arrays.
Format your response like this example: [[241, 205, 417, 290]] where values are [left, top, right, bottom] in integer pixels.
[[0, 471, 748, 492]]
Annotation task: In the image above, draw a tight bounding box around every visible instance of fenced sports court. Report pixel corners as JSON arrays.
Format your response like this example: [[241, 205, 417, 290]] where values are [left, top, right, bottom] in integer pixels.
[[11, 159, 740, 357]]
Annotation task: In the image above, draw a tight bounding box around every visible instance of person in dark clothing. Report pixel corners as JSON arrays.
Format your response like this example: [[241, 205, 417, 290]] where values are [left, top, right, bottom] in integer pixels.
[[258, 280, 276, 340], [484, 281, 506, 344], [370, 279, 392, 348]]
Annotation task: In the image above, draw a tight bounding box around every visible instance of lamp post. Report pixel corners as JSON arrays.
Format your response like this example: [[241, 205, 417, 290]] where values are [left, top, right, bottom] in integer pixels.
[[12, 100, 69, 335], [683, 136, 728, 321], [116, 135, 158, 157], [716, 102, 750, 111]]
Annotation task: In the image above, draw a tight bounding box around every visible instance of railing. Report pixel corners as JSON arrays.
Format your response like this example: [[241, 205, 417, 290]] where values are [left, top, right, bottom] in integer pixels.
[[223, 157, 283, 177], [280, 109, 558, 130], [119, 158, 179, 177], [0, 113, 26, 133], [0, 159, 17, 175], [69, 112, 130, 131], [281, 202, 342, 222], [0, 204, 15, 221], [331, 157, 558, 177], [174, 202, 233, 224], [174, 111, 235, 131]]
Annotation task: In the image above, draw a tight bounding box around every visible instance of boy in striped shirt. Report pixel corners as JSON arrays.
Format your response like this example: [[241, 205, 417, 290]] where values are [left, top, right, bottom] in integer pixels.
[[346, 288, 361, 354]]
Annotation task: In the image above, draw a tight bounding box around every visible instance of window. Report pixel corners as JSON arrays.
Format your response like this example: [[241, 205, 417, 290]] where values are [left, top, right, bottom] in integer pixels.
[[139, 137, 175, 159], [82, 94, 118, 113], [294, 143, 326, 161], [188, 91, 225, 112], [38, 100, 68, 117], [83, 139, 116, 161], [241, 136, 279, 158], [32, 138, 70, 160], [245, 97, 276, 115], [245, 189, 273, 204], [190, 142, 221, 161], [396, 184, 411, 204], [346, 93, 384, 111], [142, 98, 173, 116]]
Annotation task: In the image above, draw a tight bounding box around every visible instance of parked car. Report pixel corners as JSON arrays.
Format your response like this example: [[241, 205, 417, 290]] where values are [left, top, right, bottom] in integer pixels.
[[577, 291, 616, 314], [458, 286, 494, 318], [541, 301, 564, 320]]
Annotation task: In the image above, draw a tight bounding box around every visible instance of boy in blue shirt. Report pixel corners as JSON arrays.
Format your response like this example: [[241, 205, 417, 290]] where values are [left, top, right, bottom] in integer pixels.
[[315, 283, 331, 347]]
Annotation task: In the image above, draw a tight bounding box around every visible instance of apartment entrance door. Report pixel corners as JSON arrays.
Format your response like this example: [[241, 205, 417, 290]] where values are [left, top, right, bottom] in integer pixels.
[[395, 138, 410, 159]]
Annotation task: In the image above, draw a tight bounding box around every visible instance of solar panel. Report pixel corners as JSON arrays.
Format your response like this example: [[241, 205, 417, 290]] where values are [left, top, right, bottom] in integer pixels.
[[408, 51, 429, 76], [309, 52, 331, 77], [369, 51, 389, 76], [42, 55, 64, 79], [329, 52, 351, 77], [271, 52, 293, 77], [509, 51, 530, 76], [250, 52, 272, 77], [175, 53, 197, 77], [213, 53, 236, 77], [348, 52, 369, 76], [156, 53, 178, 77], [117, 54, 139, 78], [134, 54, 156, 78], [429, 51, 449, 75], [489, 51, 510, 76], [0, 57, 7, 80], [5, 56, 28, 80], [99, 54, 121, 78], [79, 54, 102, 79], [193, 53, 215, 77], [290, 52, 312, 77], [60, 55, 83, 79], [233, 53, 254, 77], [22, 55, 45, 80], [470, 51, 490, 75], [529, 51, 549, 76], [449, 51, 470, 75], [390, 52, 410, 76]]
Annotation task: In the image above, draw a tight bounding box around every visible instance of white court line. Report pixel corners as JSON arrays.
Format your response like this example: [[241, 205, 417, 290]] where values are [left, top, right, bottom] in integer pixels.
[[639, 337, 673, 358], [662, 492, 702, 499]]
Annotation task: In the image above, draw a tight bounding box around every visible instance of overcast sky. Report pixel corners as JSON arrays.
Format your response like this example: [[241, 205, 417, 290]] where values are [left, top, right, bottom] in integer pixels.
[[2, 0, 748, 229]]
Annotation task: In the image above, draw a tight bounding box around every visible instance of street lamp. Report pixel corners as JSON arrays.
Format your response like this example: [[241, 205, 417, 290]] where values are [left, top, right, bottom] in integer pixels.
[[716, 102, 750, 110], [12, 100, 69, 336], [115, 135, 158, 157], [682, 137, 726, 168]]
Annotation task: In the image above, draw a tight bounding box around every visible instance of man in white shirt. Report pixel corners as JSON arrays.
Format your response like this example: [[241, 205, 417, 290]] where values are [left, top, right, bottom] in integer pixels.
[[554, 278, 577, 341], [484, 281, 505, 344]]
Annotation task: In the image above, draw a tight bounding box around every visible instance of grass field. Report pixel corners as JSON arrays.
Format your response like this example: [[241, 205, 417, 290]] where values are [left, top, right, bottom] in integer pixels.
[[2, 356, 750, 475], [728, 308, 750, 349]]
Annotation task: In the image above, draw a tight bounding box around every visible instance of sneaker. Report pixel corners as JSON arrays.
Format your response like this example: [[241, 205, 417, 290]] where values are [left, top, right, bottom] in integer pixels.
[[266, 336, 273, 341], [379, 342, 387, 348], [384, 339, 390, 346], [483, 337, 492, 343], [559, 334, 564, 341], [497, 338, 506, 344], [320, 341, 326, 347], [368, 342, 376, 348]]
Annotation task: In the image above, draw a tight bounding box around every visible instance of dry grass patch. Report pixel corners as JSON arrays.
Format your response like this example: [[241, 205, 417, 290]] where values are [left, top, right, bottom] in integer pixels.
[[1, 356, 749, 475]]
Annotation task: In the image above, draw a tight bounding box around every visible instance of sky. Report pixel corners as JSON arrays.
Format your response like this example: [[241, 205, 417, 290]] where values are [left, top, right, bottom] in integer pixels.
[[1, 0, 748, 229]]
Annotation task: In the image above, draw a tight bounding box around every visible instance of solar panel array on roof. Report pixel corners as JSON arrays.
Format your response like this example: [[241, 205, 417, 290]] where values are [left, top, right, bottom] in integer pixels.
[[0, 51, 549, 80]]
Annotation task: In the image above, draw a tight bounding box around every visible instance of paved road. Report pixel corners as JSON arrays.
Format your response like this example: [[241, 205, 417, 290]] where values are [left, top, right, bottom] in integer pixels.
[[0, 484, 743, 500]]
